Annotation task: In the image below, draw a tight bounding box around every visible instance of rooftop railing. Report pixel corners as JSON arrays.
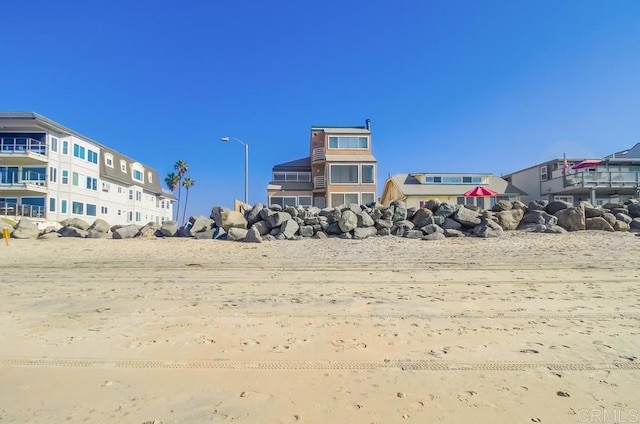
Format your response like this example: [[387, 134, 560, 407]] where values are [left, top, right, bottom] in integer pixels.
[[564, 171, 640, 187]]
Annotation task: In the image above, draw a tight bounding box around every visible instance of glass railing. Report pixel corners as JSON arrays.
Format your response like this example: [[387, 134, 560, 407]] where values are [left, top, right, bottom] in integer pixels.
[[0, 137, 47, 155], [564, 172, 639, 187], [0, 201, 45, 218]]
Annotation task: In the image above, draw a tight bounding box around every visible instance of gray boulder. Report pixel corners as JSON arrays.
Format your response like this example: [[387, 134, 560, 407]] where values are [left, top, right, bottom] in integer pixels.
[[421, 224, 444, 235], [615, 213, 632, 224], [210, 206, 229, 226], [377, 228, 391, 236], [403, 229, 424, 239], [491, 200, 513, 212], [194, 229, 214, 239], [391, 200, 407, 222], [555, 206, 586, 231], [495, 209, 524, 231], [374, 219, 393, 230], [246, 203, 265, 225], [88, 219, 110, 233], [244, 226, 263, 243], [353, 226, 378, 239], [528, 200, 548, 211], [188, 216, 214, 236], [58, 226, 87, 238], [12, 218, 40, 239], [160, 220, 179, 237], [601, 213, 616, 227], [227, 227, 248, 241], [444, 228, 465, 237], [522, 210, 557, 225], [584, 207, 605, 218], [338, 210, 358, 232], [281, 219, 300, 239], [411, 208, 434, 227], [391, 220, 414, 236], [312, 231, 328, 239], [252, 221, 271, 236], [627, 202, 640, 218], [613, 220, 629, 232], [299, 225, 314, 237], [422, 232, 446, 241], [112, 224, 140, 239], [435, 203, 456, 218], [265, 212, 292, 229], [38, 232, 61, 240], [441, 217, 462, 230], [60, 217, 90, 231], [473, 219, 504, 238], [546, 200, 572, 215], [86, 229, 110, 239], [425, 199, 441, 212], [452, 206, 481, 228], [585, 217, 614, 232], [356, 211, 375, 228]]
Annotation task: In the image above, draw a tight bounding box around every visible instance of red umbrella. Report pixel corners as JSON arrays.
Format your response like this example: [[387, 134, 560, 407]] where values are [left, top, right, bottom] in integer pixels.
[[463, 186, 498, 197]]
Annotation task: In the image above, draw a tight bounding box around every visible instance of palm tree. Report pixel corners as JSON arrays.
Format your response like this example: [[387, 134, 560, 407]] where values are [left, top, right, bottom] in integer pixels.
[[181, 177, 195, 224], [164, 172, 180, 221], [174, 160, 189, 221]]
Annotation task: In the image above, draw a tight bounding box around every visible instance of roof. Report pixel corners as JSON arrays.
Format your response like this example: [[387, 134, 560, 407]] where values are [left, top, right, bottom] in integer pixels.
[[388, 173, 526, 196], [325, 154, 377, 162], [606, 142, 640, 159], [272, 157, 311, 171], [313, 127, 371, 135]]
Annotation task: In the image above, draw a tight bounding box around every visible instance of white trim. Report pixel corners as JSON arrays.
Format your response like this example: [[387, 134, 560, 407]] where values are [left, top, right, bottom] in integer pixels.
[[327, 135, 369, 150], [329, 163, 376, 185]]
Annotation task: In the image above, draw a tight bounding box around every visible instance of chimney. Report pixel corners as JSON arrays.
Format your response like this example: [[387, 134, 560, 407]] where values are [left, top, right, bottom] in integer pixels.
[[365, 119, 371, 131]]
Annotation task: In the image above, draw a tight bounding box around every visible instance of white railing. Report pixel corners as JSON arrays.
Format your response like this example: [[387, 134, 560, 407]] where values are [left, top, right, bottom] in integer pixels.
[[312, 147, 325, 162], [314, 175, 326, 189], [0, 137, 47, 156]]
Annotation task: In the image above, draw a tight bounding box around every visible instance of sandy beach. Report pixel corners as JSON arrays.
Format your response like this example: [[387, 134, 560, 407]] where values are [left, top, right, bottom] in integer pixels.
[[0, 232, 639, 423]]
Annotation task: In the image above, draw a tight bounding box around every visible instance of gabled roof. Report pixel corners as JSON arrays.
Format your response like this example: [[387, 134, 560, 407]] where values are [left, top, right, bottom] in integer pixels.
[[606, 142, 640, 159], [387, 173, 526, 196], [272, 157, 311, 171]]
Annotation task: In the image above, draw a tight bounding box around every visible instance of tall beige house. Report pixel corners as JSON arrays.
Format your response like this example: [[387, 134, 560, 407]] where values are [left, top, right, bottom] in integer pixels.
[[267, 120, 377, 208]]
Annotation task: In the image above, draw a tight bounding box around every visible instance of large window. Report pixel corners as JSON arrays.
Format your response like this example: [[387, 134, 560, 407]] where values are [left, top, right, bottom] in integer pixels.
[[49, 197, 56, 212], [61, 170, 69, 185], [269, 196, 297, 207], [540, 165, 548, 181], [72, 201, 84, 215], [60, 199, 68, 214], [73, 144, 86, 159], [86, 204, 97, 216], [361, 165, 374, 184], [330, 193, 359, 207], [51, 137, 58, 152], [328, 136, 368, 149], [133, 169, 143, 182], [87, 150, 98, 164], [273, 172, 311, 182], [298, 196, 312, 206], [330, 165, 359, 184], [62, 141, 68, 155], [86, 176, 98, 191], [361, 193, 375, 205]]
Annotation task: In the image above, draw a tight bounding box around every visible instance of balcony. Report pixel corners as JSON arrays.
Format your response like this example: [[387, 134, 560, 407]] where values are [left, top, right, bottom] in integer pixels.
[[312, 147, 325, 162], [0, 200, 45, 218], [564, 171, 640, 188], [314, 175, 326, 189], [0, 137, 48, 164]]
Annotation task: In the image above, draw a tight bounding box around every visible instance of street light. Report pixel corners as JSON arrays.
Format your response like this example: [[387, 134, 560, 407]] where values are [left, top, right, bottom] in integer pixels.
[[220, 136, 249, 205]]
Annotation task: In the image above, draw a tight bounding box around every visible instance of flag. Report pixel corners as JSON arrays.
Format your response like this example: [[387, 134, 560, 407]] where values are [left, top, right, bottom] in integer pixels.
[[562, 154, 569, 175]]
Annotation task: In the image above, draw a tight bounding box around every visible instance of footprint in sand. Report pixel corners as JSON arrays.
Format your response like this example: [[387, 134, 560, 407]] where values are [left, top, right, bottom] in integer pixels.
[[331, 339, 367, 352]]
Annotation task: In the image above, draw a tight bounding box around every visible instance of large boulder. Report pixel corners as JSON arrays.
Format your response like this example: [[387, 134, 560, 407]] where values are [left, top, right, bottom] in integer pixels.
[[210, 206, 229, 226], [252, 221, 271, 236], [159, 220, 179, 237], [391, 200, 407, 222], [374, 219, 393, 230], [265, 212, 292, 229], [630, 217, 640, 230], [338, 210, 358, 232], [280, 219, 300, 239], [299, 225, 314, 237], [425, 199, 441, 212], [522, 210, 557, 225], [12, 218, 40, 239], [613, 220, 630, 232], [227, 227, 248, 241], [546, 201, 572, 215], [60, 217, 91, 231], [188, 216, 215, 236], [452, 206, 481, 228], [584, 207, 605, 218], [353, 226, 378, 239], [422, 232, 446, 241], [391, 220, 414, 236], [627, 202, 640, 218], [491, 200, 513, 212], [528, 200, 548, 211], [86, 229, 110, 239], [244, 226, 263, 243], [246, 203, 265, 225], [585, 217, 615, 232], [435, 203, 456, 218], [58, 226, 87, 238], [138, 222, 161, 238], [555, 206, 586, 231], [473, 219, 504, 238], [495, 209, 524, 231], [356, 211, 375, 228], [88, 219, 110, 233], [615, 213, 632, 224], [112, 224, 140, 239], [441, 217, 462, 230], [221, 211, 248, 231], [411, 208, 434, 227]]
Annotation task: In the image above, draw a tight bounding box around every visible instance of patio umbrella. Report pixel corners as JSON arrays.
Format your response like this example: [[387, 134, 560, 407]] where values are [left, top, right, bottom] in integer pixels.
[[463, 186, 498, 197], [572, 159, 602, 170]]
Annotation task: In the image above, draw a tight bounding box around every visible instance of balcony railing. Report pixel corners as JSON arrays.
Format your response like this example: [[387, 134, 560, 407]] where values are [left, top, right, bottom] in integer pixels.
[[0, 201, 45, 218], [314, 175, 326, 189], [564, 171, 640, 187], [0, 137, 47, 156], [312, 147, 325, 162]]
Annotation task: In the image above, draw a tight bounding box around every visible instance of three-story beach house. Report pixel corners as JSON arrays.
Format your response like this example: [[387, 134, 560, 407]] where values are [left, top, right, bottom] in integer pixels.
[[0, 112, 174, 225], [267, 120, 377, 208]]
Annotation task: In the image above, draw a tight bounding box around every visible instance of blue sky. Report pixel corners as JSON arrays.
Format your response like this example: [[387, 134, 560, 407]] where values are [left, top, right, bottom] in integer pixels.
[[2, 1, 639, 217]]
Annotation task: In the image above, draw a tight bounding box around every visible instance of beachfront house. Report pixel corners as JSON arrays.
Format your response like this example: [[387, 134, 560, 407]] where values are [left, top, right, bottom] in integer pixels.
[[380, 173, 525, 209], [0, 112, 174, 225], [267, 120, 377, 208], [502, 143, 640, 206]]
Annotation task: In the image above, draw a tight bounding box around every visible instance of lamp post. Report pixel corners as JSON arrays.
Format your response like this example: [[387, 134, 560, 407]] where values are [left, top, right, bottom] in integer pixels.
[[220, 136, 249, 205]]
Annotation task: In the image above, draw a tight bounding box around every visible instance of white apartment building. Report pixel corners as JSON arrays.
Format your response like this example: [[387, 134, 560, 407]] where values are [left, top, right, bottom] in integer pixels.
[[0, 112, 174, 225]]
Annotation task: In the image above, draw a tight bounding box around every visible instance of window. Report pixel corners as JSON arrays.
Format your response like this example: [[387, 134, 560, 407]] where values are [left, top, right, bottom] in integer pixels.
[[540, 165, 548, 181], [121, 160, 127, 172], [87, 150, 98, 164], [86, 204, 97, 216], [105, 155, 113, 167], [361, 165, 374, 184], [361, 193, 375, 205], [330, 165, 358, 184], [129, 189, 134, 200], [269, 196, 297, 207], [60, 199, 68, 214], [51, 137, 58, 152], [72, 201, 84, 215], [554, 195, 573, 204], [73, 144, 86, 159], [443, 176, 462, 184], [456, 197, 465, 205], [135, 211, 142, 222], [49, 197, 56, 212], [102, 182, 110, 192], [426, 176, 442, 183], [61, 170, 69, 185], [118, 187, 123, 193], [330, 193, 358, 207], [86, 176, 98, 191], [49, 167, 57, 183], [128, 211, 133, 222], [118, 209, 122, 216], [148, 172, 153, 183], [133, 170, 143, 181], [62, 141, 69, 155], [298, 196, 312, 206], [273, 172, 311, 182], [101, 206, 108, 214], [135, 191, 142, 201], [72, 172, 79, 186], [328, 136, 368, 149], [477, 197, 485, 209]]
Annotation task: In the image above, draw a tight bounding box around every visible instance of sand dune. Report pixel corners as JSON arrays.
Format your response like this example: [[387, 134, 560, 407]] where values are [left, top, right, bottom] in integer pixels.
[[1, 232, 639, 423]]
